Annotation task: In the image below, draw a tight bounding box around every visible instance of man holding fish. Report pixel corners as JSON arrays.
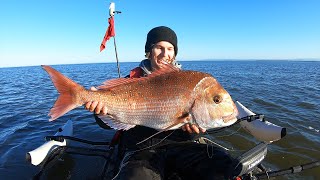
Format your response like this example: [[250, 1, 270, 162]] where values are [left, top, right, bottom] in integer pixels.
[[42, 26, 238, 179], [81, 26, 239, 179]]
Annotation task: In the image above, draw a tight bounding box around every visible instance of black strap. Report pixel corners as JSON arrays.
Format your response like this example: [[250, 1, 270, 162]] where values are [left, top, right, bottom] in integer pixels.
[[207, 114, 264, 134], [238, 114, 264, 122], [45, 135, 110, 145]]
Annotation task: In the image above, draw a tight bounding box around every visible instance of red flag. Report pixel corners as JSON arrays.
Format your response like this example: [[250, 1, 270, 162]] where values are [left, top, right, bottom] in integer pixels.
[[100, 16, 115, 52]]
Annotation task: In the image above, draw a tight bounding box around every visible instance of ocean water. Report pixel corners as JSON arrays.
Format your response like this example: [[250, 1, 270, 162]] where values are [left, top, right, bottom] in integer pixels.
[[0, 60, 319, 179]]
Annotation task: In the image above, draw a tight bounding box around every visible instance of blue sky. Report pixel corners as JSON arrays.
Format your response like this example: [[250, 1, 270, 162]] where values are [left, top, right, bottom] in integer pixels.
[[1, 0, 319, 67]]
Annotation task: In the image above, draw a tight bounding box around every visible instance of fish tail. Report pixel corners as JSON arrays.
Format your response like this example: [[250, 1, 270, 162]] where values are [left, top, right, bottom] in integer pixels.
[[42, 65, 84, 121]]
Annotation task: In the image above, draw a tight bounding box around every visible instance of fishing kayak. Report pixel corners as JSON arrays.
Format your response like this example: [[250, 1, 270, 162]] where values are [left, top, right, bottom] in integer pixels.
[[26, 120, 73, 166], [27, 102, 318, 179], [235, 101, 286, 142]]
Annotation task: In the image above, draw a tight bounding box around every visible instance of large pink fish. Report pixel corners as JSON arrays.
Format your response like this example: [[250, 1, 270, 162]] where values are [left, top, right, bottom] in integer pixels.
[[42, 65, 238, 131]]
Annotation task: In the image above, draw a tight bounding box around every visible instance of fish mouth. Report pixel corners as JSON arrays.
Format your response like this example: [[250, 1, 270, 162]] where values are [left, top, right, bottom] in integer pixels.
[[222, 103, 239, 123]]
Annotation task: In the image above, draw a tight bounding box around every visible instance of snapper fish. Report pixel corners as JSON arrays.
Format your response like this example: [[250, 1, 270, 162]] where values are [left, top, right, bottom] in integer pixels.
[[42, 65, 238, 131]]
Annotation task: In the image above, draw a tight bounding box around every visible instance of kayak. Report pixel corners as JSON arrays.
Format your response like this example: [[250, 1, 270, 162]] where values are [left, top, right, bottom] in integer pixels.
[[26, 120, 73, 166], [27, 101, 318, 179], [235, 101, 286, 142]]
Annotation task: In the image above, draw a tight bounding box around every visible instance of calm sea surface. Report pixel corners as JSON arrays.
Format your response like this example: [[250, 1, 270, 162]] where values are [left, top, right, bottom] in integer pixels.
[[0, 61, 319, 179]]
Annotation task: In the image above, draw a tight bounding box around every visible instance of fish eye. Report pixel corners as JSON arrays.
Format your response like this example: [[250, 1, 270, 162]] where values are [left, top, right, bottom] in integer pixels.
[[213, 95, 222, 104]]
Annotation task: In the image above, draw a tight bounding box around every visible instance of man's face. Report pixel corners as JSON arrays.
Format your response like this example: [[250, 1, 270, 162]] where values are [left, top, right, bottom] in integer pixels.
[[149, 41, 175, 70]]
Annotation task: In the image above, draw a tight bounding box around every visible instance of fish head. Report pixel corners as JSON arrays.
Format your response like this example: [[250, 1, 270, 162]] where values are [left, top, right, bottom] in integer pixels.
[[192, 77, 238, 130]]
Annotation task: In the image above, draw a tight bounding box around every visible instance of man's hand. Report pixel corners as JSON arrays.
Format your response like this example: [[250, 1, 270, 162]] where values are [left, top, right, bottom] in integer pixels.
[[182, 124, 206, 134], [181, 114, 206, 134], [84, 87, 107, 115]]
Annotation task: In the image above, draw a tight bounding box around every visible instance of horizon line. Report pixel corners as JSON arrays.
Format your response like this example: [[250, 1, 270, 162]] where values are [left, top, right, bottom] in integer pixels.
[[1, 58, 319, 69]]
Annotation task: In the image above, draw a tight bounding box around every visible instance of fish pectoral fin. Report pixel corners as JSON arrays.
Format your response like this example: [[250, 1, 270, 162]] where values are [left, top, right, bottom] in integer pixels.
[[98, 115, 136, 130], [136, 118, 187, 146]]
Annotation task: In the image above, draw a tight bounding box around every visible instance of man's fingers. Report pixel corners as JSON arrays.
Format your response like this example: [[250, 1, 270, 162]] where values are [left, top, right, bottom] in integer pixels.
[[89, 101, 98, 112], [85, 100, 107, 115], [185, 124, 193, 133], [101, 106, 108, 115], [191, 124, 200, 134], [85, 101, 92, 110], [90, 86, 98, 91], [199, 127, 206, 133], [95, 102, 103, 114]]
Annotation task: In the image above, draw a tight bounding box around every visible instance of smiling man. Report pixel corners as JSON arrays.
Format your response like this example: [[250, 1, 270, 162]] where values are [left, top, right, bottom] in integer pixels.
[[85, 26, 232, 180]]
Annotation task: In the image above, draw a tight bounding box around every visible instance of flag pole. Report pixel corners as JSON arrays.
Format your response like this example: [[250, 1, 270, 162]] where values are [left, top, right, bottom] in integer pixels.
[[100, 3, 121, 77], [113, 36, 121, 78]]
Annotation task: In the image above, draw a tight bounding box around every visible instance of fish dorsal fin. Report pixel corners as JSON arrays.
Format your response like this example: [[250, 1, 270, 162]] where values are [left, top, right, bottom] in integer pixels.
[[146, 61, 181, 78], [98, 78, 141, 89], [98, 61, 180, 90], [98, 115, 136, 130]]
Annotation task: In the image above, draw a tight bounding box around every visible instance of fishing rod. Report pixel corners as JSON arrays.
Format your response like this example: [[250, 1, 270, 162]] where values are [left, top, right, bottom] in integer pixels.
[[109, 2, 122, 78], [238, 160, 320, 179], [100, 2, 122, 77]]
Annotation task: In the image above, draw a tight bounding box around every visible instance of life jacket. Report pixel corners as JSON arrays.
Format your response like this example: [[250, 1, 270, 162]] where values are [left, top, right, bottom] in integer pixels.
[[129, 67, 144, 78]]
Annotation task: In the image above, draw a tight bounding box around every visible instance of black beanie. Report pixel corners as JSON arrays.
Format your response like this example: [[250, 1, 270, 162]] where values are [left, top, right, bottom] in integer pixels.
[[145, 26, 178, 56]]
